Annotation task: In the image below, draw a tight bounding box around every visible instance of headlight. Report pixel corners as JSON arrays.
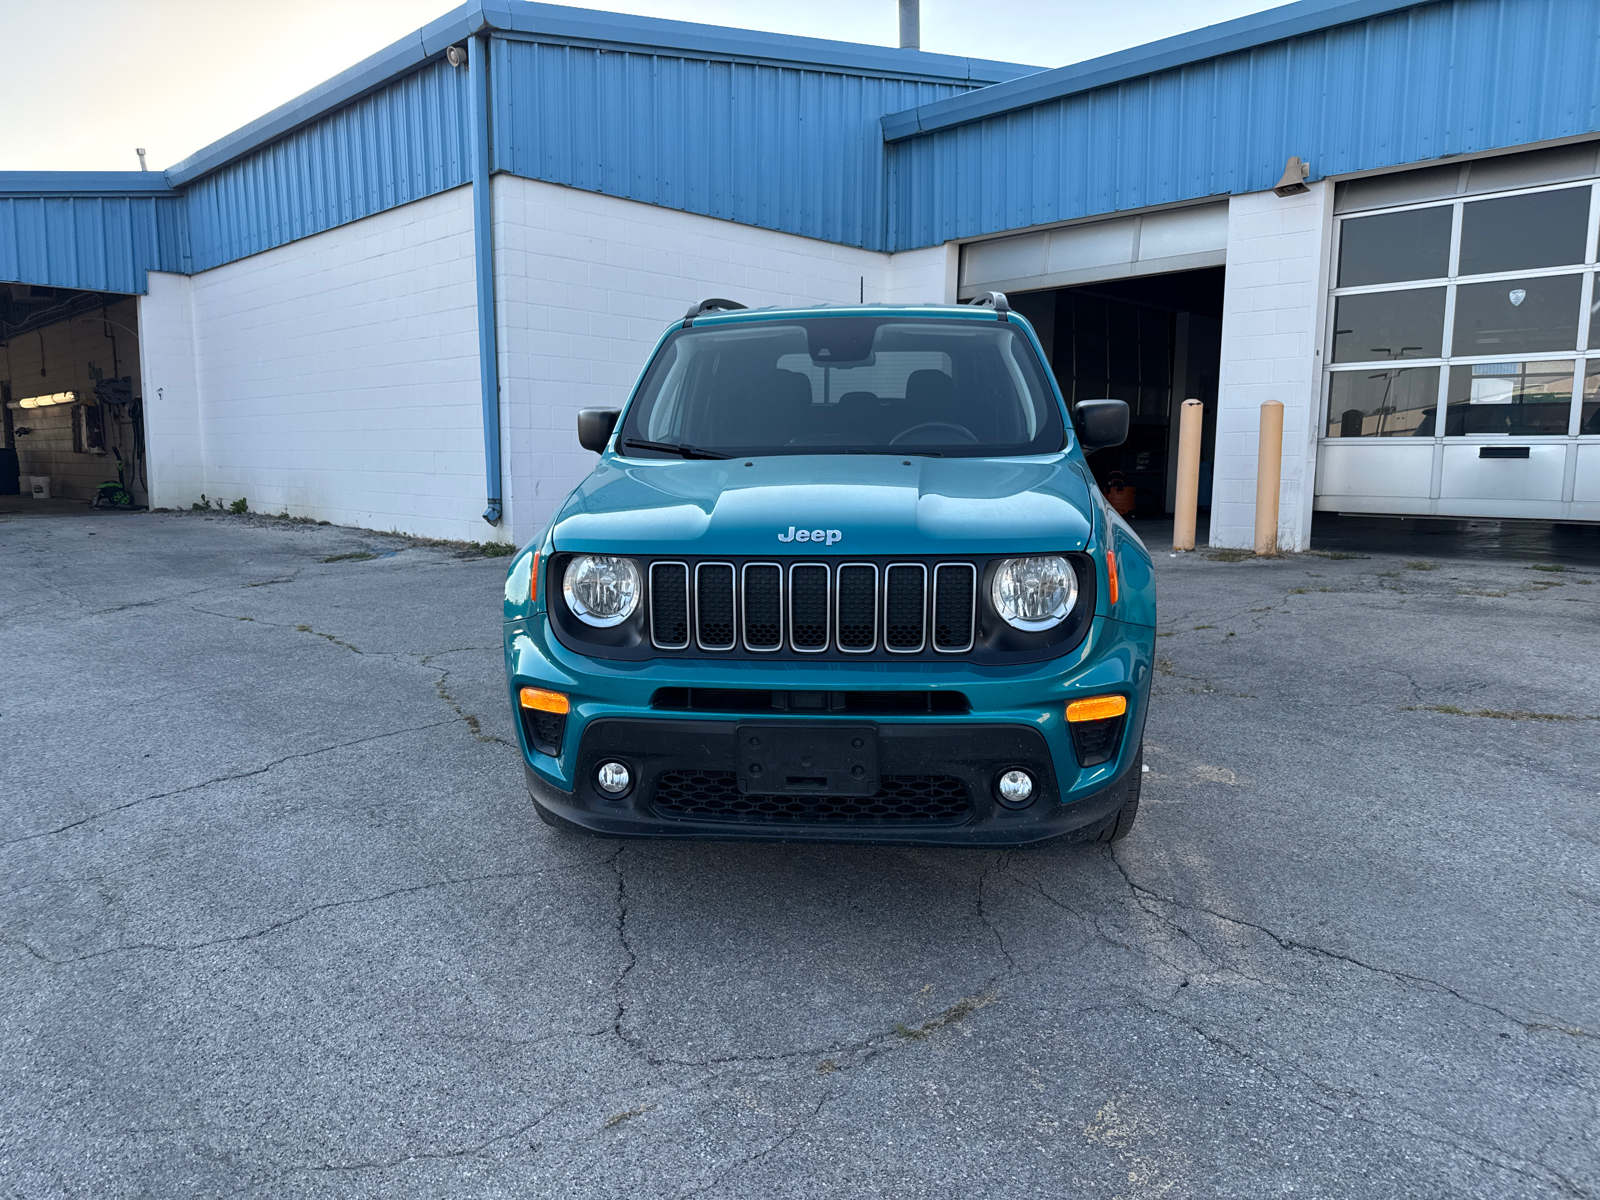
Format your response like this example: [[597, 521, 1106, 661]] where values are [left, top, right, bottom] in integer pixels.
[[562, 555, 641, 626], [991, 555, 1078, 631]]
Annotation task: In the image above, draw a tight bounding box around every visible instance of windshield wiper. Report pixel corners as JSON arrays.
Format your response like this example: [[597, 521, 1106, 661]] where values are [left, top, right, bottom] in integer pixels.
[[621, 438, 730, 460]]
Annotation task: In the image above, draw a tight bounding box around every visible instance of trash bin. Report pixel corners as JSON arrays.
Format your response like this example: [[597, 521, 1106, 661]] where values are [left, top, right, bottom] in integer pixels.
[[28, 476, 50, 500]]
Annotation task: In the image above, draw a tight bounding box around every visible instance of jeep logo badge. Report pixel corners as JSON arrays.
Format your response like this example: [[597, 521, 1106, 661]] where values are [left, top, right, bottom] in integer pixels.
[[778, 526, 842, 546]]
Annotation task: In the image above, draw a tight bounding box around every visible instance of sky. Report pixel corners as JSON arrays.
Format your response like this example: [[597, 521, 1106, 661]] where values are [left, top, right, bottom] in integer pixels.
[[0, 0, 1285, 173]]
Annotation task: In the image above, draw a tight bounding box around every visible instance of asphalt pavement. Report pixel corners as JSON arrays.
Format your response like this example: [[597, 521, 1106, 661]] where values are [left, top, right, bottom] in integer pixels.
[[2, 508, 1596, 1199]]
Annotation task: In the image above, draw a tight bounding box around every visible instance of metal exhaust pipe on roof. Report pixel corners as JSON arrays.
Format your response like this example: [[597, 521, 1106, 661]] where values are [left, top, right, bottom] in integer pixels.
[[899, 0, 919, 49]]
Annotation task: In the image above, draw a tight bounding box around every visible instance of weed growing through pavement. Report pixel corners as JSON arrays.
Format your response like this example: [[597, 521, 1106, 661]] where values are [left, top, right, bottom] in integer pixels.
[[893, 989, 997, 1040], [1403, 704, 1596, 722], [1404, 560, 1436, 571], [603, 1102, 655, 1130]]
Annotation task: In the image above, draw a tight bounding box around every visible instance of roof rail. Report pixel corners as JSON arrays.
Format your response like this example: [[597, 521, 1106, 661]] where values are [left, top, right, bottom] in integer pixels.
[[967, 290, 1010, 318], [683, 297, 748, 326]]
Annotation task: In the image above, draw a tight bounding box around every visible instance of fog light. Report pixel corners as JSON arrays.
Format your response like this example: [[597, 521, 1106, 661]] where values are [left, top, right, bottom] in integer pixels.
[[997, 769, 1034, 806], [596, 761, 631, 796]]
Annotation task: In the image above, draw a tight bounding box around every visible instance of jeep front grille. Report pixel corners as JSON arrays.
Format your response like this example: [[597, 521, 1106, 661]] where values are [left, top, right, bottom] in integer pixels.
[[647, 558, 976, 657]]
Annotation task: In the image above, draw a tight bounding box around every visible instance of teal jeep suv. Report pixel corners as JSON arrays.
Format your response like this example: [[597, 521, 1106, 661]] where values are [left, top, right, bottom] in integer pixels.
[[502, 295, 1155, 845]]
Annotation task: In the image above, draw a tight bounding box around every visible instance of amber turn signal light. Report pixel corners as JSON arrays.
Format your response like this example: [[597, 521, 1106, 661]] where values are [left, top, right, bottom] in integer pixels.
[[1106, 549, 1119, 606], [529, 551, 541, 604], [519, 687, 570, 714], [1066, 694, 1127, 723]]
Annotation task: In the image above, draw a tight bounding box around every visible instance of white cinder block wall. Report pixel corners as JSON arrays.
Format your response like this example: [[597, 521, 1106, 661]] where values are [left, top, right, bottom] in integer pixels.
[[492, 177, 955, 541], [143, 186, 488, 541], [134, 179, 957, 543], [1210, 182, 1334, 551]]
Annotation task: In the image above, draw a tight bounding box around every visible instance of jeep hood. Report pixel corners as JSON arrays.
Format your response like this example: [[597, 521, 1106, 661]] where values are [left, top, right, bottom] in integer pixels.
[[549, 455, 1096, 556]]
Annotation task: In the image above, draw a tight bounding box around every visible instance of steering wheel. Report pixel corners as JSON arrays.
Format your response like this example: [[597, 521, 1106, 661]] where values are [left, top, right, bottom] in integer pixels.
[[890, 422, 979, 446]]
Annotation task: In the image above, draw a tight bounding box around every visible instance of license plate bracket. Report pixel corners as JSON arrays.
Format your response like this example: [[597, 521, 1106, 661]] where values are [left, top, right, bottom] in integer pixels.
[[736, 724, 879, 796]]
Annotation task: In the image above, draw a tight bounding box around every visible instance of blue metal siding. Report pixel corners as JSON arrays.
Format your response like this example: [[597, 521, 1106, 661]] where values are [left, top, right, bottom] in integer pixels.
[[491, 35, 972, 250], [183, 58, 472, 272], [886, 0, 1600, 249], [0, 195, 186, 294]]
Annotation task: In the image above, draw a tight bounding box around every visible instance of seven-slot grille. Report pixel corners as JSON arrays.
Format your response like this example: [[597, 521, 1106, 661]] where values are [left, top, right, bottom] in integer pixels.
[[648, 560, 976, 656]]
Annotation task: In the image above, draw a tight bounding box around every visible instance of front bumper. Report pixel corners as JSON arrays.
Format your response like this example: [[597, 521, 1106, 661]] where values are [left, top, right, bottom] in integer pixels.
[[524, 716, 1141, 846], [506, 611, 1153, 846]]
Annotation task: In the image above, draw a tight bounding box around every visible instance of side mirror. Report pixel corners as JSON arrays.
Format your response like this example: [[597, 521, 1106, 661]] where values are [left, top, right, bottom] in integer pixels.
[[1074, 399, 1130, 453], [577, 408, 620, 454]]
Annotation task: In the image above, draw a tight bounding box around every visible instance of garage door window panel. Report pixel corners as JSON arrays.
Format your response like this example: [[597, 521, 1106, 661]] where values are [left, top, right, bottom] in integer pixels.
[[1325, 367, 1441, 437], [1581, 361, 1600, 436], [1331, 289, 1446, 363], [1452, 275, 1582, 357], [1337, 206, 1452, 287], [1444, 360, 1575, 436], [1458, 187, 1591, 276]]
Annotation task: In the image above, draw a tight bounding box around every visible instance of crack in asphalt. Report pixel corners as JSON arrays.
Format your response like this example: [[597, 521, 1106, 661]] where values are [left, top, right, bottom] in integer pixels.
[[421, 653, 512, 746], [1123, 998, 1594, 1199], [4, 869, 540, 964], [669, 1093, 831, 1199], [215, 1101, 570, 1196], [608, 845, 641, 1054], [1106, 850, 1594, 1041], [191, 604, 507, 746], [597, 847, 1009, 1074], [977, 850, 1020, 976], [0, 719, 457, 849]]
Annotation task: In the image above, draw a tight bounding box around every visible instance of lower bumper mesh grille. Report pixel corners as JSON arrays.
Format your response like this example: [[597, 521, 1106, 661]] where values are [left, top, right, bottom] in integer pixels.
[[652, 771, 972, 824]]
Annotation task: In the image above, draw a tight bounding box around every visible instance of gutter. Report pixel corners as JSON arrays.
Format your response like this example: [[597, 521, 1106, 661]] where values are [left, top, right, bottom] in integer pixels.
[[0, 172, 178, 196], [470, 32, 502, 527]]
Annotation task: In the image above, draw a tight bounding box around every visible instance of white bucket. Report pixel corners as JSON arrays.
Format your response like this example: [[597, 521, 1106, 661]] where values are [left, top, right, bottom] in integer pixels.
[[28, 476, 50, 500]]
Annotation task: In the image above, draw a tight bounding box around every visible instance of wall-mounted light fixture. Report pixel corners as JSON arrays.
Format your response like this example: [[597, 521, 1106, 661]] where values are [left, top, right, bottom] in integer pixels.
[[7, 391, 77, 410], [1273, 156, 1311, 197]]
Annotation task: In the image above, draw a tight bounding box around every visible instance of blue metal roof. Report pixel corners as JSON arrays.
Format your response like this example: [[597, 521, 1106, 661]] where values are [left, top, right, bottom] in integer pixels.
[[0, 0, 1033, 292], [878, 0, 1429, 142], [3, 0, 1599, 292], [883, 0, 1600, 249], [182, 56, 473, 273], [163, 0, 1035, 189], [0, 195, 187, 293], [490, 37, 970, 250]]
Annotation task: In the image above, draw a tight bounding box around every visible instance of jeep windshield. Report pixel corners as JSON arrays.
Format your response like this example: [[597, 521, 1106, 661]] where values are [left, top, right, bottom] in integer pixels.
[[616, 316, 1066, 458]]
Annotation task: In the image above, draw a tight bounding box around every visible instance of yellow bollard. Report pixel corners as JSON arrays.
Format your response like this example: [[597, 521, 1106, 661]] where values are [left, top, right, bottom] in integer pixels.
[[1172, 399, 1203, 551], [1254, 400, 1284, 556]]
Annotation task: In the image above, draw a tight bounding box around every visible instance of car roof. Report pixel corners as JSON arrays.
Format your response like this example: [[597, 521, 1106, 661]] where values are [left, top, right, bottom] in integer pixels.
[[685, 303, 1012, 327]]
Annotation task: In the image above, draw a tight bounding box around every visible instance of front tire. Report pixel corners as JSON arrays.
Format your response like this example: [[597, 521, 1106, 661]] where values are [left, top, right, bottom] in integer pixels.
[[1084, 744, 1142, 843]]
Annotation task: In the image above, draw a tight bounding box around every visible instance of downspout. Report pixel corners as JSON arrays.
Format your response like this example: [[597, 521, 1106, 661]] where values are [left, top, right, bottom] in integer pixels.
[[469, 32, 502, 526]]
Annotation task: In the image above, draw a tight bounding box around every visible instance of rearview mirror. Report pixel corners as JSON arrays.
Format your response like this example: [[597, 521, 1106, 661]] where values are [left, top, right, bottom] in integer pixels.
[[1074, 399, 1130, 453], [577, 408, 620, 454]]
